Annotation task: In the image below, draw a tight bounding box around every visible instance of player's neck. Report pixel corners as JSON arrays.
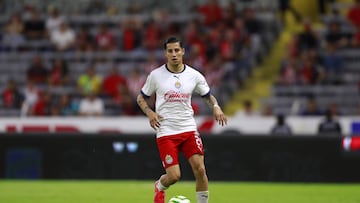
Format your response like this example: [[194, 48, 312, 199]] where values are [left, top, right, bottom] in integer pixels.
[[167, 63, 184, 73]]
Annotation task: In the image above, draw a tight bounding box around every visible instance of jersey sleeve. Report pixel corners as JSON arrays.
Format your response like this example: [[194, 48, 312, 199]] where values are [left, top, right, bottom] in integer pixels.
[[141, 72, 155, 97], [194, 71, 210, 97]]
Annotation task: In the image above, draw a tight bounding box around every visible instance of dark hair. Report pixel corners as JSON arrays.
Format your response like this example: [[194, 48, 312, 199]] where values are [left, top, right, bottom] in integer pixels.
[[163, 36, 183, 49]]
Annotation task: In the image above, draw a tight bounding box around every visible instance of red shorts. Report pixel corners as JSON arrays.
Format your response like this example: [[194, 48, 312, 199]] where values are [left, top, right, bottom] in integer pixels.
[[156, 131, 204, 169]]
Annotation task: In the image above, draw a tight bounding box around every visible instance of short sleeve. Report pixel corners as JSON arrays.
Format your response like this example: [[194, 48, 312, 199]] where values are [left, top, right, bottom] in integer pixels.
[[141, 72, 155, 97], [194, 71, 210, 96]]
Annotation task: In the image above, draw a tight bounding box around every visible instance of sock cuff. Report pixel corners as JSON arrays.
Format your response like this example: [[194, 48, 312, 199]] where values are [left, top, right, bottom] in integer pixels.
[[196, 191, 209, 195], [196, 191, 209, 203], [157, 180, 168, 191]]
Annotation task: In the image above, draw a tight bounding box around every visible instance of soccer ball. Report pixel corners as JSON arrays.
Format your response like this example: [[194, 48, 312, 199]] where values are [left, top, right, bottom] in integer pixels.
[[168, 195, 191, 203]]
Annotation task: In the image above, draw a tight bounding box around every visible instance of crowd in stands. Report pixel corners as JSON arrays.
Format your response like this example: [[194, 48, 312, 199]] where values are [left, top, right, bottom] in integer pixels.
[[266, 0, 360, 120], [0, 0, 280, 117]]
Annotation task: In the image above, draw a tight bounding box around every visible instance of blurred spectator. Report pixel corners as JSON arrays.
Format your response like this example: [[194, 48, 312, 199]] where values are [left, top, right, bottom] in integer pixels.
[[54, 94, 79, 116], [322, 43, 343, 84], [143, 19, 162, 51], [203, 55, 225, 88], [184, 19, 202, 47], [277, 54, 299, 85], [318, 110, 342, 135], [2, 14, 25, 50], [26, 55, 49, 85], [197, 0, 223, 26], [287, 33, 300, 58], [301, 97, 323, 116], [77, 64, 102, 95], [233, 16, 250, 47], [22, 80, 39, 106], [126, 68, 146, 98], [184, 20, 208, 64], [243, 7, 262, 60], [235, 100, 259, 117], [20, 80, 39, 116], [324, 20, 350, 48], [78, 92, 104, 116], [207, 23, 223, 59], [2, 79, 24, 109], [223, 1, 238, 27], [151, 9, 171, 34], [31, 91, 52, 116], [121, 18, 142, 51], [351, 26, 360, 47], [45, 6, 65, 34], [142, 53, 161, 74], [326, 102, 341, 117], [187, 43, 207, 71], [298, 21, 319, 51], [75, 26, 94, 53], [299, 51, 325, 85], [95, 24, 116, 51], [270, 114, 292, 135], [50, 22, 76, 51], [261, 104, 274, 116], [232, 17, 254, 78], [114, 87, 139, 116], [347, 0, 360, 27], [126, 2, 143, 14], [243, 7, 262, 35], [102, 66, 127, 98], [85, 0, 107, 14], [219, 29, 237, 61], [48, 58, 70, 87], [308, 48, 323, 67], [24, 9, 45, 40]]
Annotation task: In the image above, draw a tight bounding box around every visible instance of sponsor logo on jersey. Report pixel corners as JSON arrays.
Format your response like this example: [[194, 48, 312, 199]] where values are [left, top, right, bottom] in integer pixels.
[[164, 90, 190, 102]]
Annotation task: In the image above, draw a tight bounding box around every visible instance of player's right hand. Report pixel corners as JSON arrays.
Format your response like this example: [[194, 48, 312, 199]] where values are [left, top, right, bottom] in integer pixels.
[[148, 111, 163, 130]]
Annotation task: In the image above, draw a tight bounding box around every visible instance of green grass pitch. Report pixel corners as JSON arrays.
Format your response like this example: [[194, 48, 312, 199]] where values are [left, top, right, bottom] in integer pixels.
[[0, 180, 360, 203]]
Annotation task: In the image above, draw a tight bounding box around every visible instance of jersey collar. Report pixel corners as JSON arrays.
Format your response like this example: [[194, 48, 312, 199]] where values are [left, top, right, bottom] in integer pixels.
[[165, 64, 186, 74]]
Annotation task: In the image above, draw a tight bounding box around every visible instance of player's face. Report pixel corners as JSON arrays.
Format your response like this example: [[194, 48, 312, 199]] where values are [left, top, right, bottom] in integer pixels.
[[165, 42, 185, 66]]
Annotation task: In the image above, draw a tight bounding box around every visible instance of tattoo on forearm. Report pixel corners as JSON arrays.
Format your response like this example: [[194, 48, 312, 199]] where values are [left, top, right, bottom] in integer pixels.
[[137, 95, 151, 115], [205, 94, 219, 108]]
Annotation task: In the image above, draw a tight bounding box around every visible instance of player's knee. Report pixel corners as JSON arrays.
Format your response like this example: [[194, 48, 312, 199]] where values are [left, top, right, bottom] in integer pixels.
[[167, 172, 181, 184], [194, 165, 206, 177]]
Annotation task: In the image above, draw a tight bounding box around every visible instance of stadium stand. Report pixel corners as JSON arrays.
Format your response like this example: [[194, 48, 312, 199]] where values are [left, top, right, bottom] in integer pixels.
[[0, 0, 281, 117], [262, 0, 360, 116]]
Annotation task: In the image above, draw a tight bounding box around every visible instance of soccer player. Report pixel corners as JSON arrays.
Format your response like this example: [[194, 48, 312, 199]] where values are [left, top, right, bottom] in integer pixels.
[[137, 36, 227, 203]]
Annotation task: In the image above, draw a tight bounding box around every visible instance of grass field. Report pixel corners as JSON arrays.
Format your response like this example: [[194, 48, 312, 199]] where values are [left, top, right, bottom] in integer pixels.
[[0, 180, 360, 203]]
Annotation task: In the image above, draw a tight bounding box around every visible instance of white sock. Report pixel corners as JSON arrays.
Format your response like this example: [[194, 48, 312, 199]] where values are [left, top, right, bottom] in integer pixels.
[[196, 191, 209, 203], [156, 179, 168, 191]]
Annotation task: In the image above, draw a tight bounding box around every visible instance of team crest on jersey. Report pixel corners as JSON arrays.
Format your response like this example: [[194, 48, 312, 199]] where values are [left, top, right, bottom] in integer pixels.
[[165, 154, 173, 164], [175, 81, 181, 89]]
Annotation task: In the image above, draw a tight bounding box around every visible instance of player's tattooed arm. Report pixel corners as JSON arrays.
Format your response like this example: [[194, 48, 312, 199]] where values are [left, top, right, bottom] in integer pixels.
[[136, 94, 152, 116], [204, 94, 220, 109], [204, 94, 228, 126], [137, 94, 162, 130]]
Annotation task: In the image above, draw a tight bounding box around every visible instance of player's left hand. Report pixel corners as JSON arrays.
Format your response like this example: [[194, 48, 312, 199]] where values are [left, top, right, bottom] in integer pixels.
[[213, 106, 227, 126]]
